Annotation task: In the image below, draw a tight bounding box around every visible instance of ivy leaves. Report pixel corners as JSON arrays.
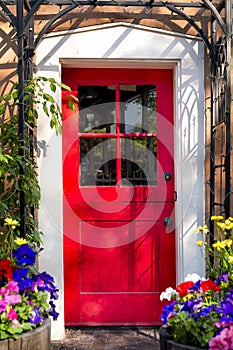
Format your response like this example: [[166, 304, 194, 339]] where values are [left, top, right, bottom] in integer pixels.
[[0, 76, 77, 247]]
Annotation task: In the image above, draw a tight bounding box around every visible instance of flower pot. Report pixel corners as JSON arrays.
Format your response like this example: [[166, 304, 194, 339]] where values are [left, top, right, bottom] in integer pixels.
[[158, 327, 208, 350], [159, 327, 173, 350], [0, 319, 51, 350], [167, 340, 208, 350]]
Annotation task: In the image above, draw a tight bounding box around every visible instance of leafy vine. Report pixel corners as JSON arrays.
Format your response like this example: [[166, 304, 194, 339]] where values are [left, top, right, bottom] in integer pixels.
[[0, 76, 77, 248]]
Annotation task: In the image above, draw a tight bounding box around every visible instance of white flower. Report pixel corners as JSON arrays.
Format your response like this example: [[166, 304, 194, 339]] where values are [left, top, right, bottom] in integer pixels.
[[184, 273, 206, 283], [160, 287, 177, 301]]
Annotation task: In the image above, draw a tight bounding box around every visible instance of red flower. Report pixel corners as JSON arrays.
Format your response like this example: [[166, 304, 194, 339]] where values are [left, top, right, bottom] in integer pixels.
[[176, 281, 194, 296], [0, 258, 13, 281], [201, 278, 220, 293]]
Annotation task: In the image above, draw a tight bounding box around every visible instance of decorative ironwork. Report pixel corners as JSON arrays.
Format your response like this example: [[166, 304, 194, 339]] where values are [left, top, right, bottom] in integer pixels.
[[0, 0, 232, 236]]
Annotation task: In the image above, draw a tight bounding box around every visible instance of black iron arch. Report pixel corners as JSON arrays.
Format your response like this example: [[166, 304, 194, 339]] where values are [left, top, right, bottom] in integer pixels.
[[0, 0, 232, 237]]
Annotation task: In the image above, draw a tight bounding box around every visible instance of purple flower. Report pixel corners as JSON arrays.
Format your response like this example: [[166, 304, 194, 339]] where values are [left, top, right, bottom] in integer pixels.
[[0, 299, 7, 312], [217, 300, 233, 318], [33, 272, 59, 300], [216, 271, 229, 286], [30, 307, 44, 325], [13, 244, 36, 266], [160, 301, 177, 324], [12, 268, 32, 290], [199, 305, 216, 316], [188, 280, 201, 293], [182, 299, 198, 313], [49, 301, 59, 320], [218, 315, 233, 326]]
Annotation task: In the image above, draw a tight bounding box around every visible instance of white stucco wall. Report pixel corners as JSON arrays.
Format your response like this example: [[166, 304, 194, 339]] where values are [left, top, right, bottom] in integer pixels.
[[36, 22, 205, 340]]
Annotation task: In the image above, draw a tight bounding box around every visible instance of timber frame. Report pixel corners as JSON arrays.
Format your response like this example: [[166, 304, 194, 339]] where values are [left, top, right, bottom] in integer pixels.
[[0, 0, 232, 238]]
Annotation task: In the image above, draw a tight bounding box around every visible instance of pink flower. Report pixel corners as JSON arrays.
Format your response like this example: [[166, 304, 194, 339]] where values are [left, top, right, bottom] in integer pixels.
[[31, 278, 45, 291], [209, 335, 228, 350], [12, 319, 20, 328], [0, 281, 19, 296], [209, 325, 233, 350], [6, 308, 18, 321], [4, 293, 21, 305], [5, 281, 19, 293]]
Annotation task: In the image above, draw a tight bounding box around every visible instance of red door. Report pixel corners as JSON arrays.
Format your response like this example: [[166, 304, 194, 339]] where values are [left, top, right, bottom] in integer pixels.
[[62, 68, 175, 325]]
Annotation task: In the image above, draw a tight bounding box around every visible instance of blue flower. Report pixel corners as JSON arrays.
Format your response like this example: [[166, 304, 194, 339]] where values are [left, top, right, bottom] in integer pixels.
[[216, 271, 229, 286], [160, 301, 177, 324], [188, 280, 201, 293], [12, 268, 32, 290], [30, 307, 44, 325], [34, 272, 59, 300], [182, 299, 201, 313], [217, 300, 233, 317], [13, 244, 36, 266], [49, 301, 59, 320], [218, 315, 233, 325]]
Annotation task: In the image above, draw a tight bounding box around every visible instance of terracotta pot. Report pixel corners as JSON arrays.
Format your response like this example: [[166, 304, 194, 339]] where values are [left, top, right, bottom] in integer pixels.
[[0, 319, 51, 350]]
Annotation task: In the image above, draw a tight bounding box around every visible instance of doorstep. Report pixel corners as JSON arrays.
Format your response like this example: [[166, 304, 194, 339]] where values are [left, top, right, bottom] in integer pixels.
[[51, 326, 160, 350]]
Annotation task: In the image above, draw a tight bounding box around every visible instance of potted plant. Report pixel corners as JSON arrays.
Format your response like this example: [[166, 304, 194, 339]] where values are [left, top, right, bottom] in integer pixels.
[[159, 216, 233, 350], [0, 77, 77, 349], [0, 217, 59, 349]]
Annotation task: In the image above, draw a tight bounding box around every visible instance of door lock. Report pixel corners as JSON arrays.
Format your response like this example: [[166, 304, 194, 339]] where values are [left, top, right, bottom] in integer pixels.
[[164, 172, 172, 181], [164, 217, 172, 227]]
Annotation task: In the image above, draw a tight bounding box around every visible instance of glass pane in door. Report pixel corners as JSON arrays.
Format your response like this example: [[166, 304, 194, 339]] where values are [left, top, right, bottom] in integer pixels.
[[119, 85, 156, 133], [80, 138, 116, 186], [120, 137, 157, 186], [78, 85, 116, 133]]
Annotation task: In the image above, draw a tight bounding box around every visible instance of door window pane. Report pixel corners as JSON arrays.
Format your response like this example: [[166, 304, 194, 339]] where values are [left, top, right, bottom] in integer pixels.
[[121, 137, 157, 186], [80, 138, 116, 186], [78, 86, 116, 133], [120, 85, 156, 133]]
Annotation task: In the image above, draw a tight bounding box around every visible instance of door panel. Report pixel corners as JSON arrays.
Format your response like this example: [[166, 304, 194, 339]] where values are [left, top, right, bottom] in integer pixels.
[[63, 68, 175, 325]]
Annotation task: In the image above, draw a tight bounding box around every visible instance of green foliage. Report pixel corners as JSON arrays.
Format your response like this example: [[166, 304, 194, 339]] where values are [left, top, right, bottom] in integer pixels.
[[168, 308, 219, 348], [0, 76, 77, 247]]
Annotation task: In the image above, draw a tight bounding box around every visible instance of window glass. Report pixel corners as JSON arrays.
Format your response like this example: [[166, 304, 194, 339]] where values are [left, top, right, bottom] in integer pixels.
[[121, 137, 157, 186], [119, 85, 156, 133], [80, 138, 116, 186], [78, 86, 116, 133]]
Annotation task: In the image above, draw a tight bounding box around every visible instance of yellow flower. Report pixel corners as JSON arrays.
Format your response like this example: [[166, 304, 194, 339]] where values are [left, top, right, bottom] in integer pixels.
[[183, 293, 193, 301], [222, 239, 232, 248], [4, 218, 19, 229], [196, 225, 209, 234], [196, 240, 204, 247], [228, 217, 233, 222], [212, 241, 225, 251], [224, 220, 233, 230], [14, 238, 27, 246], [217, 222, 226, 230], [228, 256, 233, 263], [211, 216, 224, 221]]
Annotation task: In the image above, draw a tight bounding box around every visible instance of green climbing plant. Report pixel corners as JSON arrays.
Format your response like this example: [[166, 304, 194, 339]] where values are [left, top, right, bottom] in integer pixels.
[[0, 76, 77, 248]]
